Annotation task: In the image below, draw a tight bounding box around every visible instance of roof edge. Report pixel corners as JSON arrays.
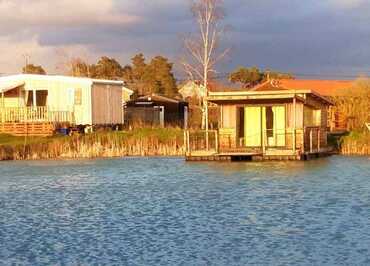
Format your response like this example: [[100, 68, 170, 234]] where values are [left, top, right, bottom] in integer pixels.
[[208, 89, 333, 105], [0, 74, 124, 86]]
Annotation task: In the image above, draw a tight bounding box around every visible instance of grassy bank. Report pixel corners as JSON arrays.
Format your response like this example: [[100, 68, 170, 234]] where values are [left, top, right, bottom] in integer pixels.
[[340, 131, 370, 155], [0, 128, 185, 161]]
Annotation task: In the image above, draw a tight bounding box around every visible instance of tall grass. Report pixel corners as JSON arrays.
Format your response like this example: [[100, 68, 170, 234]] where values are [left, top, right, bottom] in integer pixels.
[[340, 131, 370, 155], [0, 128, 185, 161]]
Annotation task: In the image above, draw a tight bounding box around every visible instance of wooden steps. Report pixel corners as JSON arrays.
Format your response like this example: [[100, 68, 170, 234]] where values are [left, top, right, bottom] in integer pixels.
[[0, 122, 55, 136]]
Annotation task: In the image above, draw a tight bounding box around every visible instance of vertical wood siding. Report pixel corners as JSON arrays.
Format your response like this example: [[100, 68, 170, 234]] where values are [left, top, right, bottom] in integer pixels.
[[91, 83, 123, 125]]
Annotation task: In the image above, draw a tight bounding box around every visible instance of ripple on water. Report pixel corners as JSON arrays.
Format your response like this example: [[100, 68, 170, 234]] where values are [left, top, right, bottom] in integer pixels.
[[0, 156, 370, 265]]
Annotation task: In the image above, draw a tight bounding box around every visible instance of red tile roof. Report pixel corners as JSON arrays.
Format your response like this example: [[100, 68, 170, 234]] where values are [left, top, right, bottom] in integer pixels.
[[278, 79, 353, 96], [207, 79, 354, 97], [251, 81, 286, 92]]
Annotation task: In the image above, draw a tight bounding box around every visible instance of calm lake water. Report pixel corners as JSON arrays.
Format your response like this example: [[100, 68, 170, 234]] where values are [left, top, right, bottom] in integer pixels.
[[0, 156, 370, 265]]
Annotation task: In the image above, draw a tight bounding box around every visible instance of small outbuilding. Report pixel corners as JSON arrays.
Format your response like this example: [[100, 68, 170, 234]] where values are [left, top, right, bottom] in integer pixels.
[[125, 94, 189, 128]]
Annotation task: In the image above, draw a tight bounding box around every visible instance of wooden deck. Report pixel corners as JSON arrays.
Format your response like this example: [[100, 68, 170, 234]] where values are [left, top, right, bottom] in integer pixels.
[[0, 107, 74, 136], [0, 122, 55, 136], [184, 130, 332, 162], [186, 151, 300, 161], [186, 150, 331, 161]]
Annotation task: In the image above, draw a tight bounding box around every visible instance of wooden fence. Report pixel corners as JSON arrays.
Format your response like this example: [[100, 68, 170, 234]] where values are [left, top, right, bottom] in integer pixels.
[[0, 107, 74, 124]]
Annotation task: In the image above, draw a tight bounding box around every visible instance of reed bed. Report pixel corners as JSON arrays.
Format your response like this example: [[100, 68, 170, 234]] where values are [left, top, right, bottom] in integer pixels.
[[0, 128, 185, 161], [340, 131, 370, 155]]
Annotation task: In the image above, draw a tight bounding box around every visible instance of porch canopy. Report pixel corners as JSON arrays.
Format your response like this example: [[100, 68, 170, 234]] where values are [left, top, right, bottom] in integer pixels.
[[0, 81, 25, 93], [0, 76, 25, 93]]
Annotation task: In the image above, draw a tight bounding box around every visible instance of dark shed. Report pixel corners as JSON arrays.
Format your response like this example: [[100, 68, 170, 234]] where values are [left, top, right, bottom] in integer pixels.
[[125, 94, 189, 128]]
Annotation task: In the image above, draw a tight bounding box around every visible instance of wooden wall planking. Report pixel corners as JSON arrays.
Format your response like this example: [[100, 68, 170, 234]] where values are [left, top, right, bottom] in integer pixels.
[[0, 122, 54, 136]]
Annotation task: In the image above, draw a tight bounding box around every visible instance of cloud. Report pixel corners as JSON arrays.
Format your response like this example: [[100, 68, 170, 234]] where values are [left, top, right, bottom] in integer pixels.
[[0, 36, 95, 75], [328, 0, 366, 9], [0, 0, 140, 27], [0, 0, 143, 73], [0, 0, 369, 78]]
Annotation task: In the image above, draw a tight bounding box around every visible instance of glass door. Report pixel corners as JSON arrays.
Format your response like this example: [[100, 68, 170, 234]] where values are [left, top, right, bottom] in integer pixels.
[[244, 106, 262, 147], [264, 106, 286, 147]]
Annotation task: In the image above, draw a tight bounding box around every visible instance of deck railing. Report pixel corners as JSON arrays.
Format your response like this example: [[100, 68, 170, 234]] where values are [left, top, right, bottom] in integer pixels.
[[0, 107, 74, 124], [186, 127, 325, 156], [184, 130, 218, 155], [304, 126, 324, 153], [261, 129, 304, 152]]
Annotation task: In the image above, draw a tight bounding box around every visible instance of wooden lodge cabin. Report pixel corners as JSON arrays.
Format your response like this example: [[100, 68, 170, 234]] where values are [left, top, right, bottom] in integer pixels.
[[0, 74, 126, 136], [186, 79, 335, 161]]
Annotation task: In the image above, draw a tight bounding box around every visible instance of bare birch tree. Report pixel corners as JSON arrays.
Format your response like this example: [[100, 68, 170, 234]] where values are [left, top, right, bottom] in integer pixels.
[[182, 0, 230, 130]]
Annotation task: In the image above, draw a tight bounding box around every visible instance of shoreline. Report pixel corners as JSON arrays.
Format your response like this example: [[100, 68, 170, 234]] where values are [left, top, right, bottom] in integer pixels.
[[2, 149, 370, 162], [0, 128, 185, 161], [0, 143, 186, 161], [0, 155, 185, 163], [1, 129, 370, 161]]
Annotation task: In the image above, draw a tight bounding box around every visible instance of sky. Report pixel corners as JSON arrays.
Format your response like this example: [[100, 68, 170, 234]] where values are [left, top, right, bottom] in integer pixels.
[[0, 0, 369, 79]]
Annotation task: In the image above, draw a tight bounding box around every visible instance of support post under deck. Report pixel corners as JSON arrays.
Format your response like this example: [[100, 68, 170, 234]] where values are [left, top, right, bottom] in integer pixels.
[[293, 95, 296, 153]]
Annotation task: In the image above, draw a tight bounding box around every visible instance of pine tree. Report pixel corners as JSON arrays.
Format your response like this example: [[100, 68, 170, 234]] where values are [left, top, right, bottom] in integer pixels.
[[90, 56, 123, 80], [148, 56, 177, 96], [22, 64, 46, 75]]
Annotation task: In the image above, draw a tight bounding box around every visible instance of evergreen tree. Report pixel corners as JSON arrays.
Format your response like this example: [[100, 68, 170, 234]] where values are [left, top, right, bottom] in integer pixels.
[[131, 54, 147, 81], [125, 53, 178, 96], [90, 56, 123, 80], [122, 65, 134, 84], [229, 66, 262, 87], [22, 64, 46, 75], [149, 56, 177, 96], [229, 66, 294, 88]]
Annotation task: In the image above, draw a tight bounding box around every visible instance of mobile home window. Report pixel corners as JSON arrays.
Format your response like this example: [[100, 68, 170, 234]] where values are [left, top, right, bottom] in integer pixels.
[[74, 88, 82, 105]]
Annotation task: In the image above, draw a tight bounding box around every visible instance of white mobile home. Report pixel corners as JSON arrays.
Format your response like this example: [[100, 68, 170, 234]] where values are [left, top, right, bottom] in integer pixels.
[[0, 74, 124, 126]]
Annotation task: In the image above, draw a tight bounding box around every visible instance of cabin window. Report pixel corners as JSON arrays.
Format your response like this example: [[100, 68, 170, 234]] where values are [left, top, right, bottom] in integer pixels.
[[237, 107, 245, 145], [304, 107, 321, 127], [313, 110, 321, 126], [265, 107, 274, 138], [221, 105, 236, 128], [74, 88, 82, 105], [287, 103, 303, 128], [238, 107, 245, 138]]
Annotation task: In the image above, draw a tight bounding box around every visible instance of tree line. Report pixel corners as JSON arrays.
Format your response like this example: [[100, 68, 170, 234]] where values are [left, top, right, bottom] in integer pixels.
[[22, 54, 178, 97], [22, 59, 294, 96], [228, 66, 294, 88]]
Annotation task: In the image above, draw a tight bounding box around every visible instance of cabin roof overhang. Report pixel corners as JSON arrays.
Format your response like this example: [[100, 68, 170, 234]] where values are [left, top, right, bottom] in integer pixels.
[[0, 81, 25, 93], [207, 89, 333, 106]]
